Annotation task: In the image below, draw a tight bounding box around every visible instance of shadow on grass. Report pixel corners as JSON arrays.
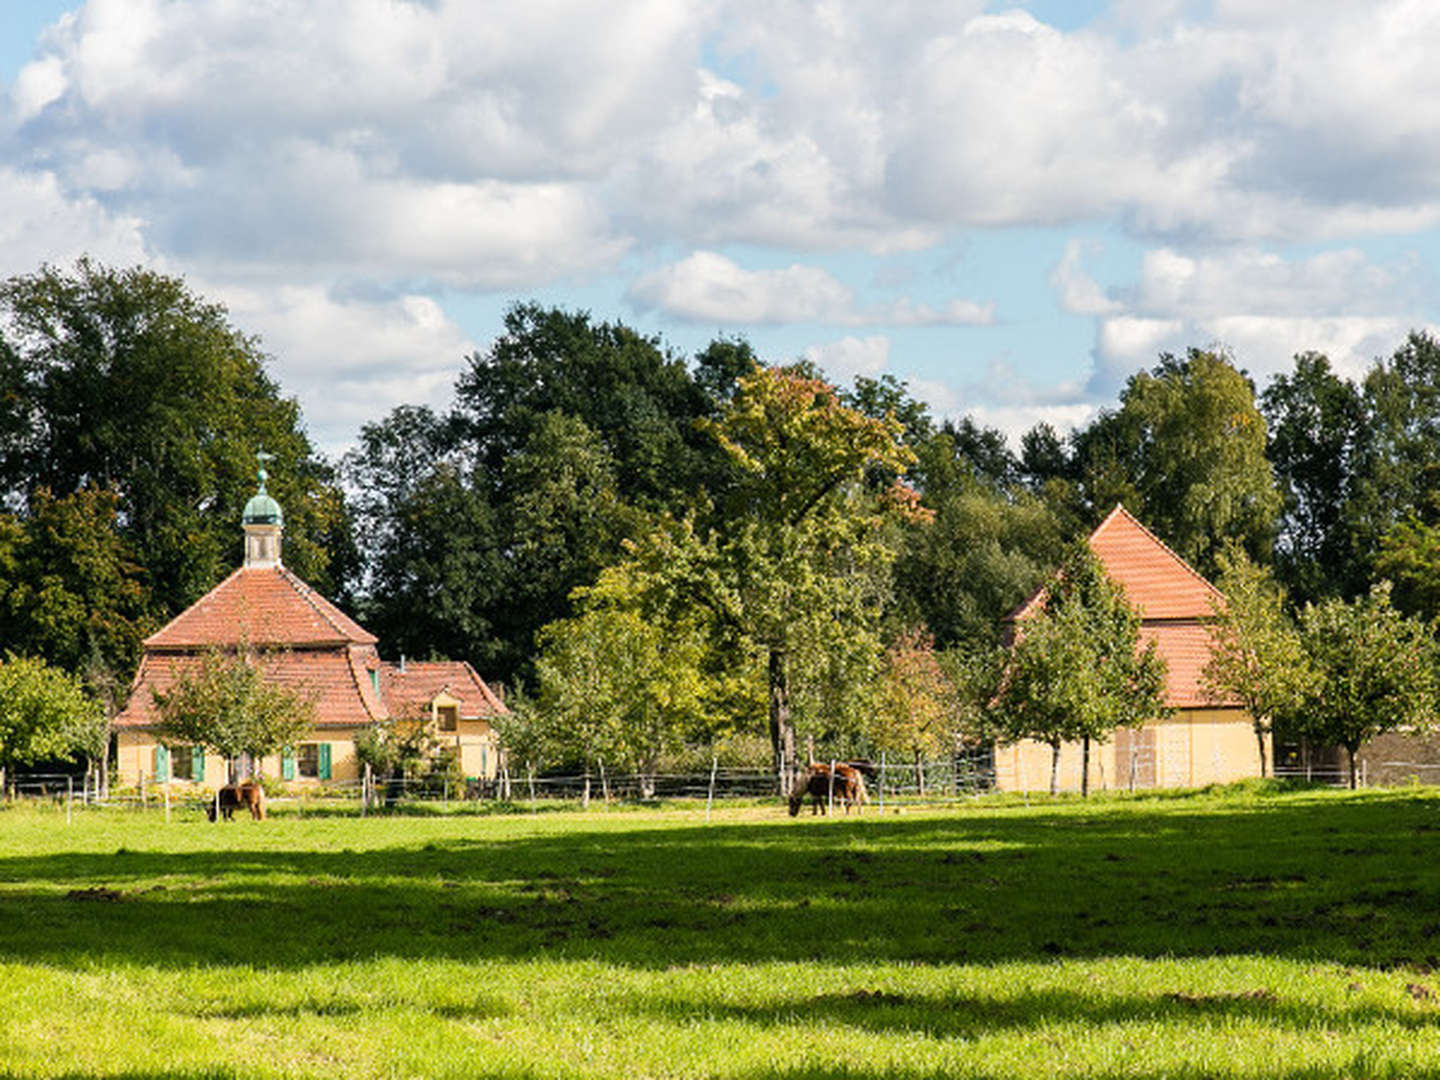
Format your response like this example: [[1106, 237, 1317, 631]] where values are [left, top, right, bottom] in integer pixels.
[[2, 791, 1438, 972]]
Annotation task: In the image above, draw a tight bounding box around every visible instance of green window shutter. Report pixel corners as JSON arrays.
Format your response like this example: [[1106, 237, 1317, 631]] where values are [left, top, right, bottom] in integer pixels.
[[282, 749, 295, 781], [192, 747, 205, 783], [153, 744, 170, 782], [318, 743, 332, 781]]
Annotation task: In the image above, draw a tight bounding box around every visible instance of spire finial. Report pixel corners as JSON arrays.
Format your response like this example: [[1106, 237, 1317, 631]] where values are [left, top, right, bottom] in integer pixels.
[[256, 449, 275, 494]]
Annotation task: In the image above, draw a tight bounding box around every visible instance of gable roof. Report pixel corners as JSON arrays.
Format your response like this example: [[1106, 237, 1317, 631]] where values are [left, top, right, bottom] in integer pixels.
[[380, 661, 507, 721], [1011, 504, 1226, 623], [144, 566, 377, 649], [1009, 504, 1238, 709]]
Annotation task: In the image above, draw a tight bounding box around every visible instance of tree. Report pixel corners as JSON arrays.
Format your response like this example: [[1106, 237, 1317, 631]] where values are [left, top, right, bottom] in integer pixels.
[[1075, 349, 1281, 577], [1375, 511, 1440, 622], [992, 545, 1170, 794], [152, 648, 317, 780], [1201, 546, 1312, 777], [534, 603, 707, 802], [1260, 352, 1368, 602], [0, 259, 354, 616], [699, 365, 926, 787], [0, 486, 150, 678], [869, 632, 954, 795], [0, 655, 99, 795], [1295, 582, 1437, 789]]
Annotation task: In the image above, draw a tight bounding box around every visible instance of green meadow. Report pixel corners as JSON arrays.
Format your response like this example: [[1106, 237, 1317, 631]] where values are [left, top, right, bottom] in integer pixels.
[[3, 786, 1440, 1079]]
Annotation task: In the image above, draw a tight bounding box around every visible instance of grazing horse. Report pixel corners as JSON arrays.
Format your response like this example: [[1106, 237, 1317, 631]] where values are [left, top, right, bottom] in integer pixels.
[[788, 763, 868, 817], [206, 780, 266, 822]]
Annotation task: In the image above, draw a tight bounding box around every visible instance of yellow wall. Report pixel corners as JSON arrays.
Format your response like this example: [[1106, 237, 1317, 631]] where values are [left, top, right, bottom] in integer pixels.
[[116, 720, 500, 789], [993, 709, 1266, 793]]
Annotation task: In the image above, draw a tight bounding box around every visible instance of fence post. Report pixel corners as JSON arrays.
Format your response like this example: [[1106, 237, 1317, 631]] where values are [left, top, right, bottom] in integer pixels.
[[66, 775, 73, 826], [878, 752, 885, 812], [827, 760, 835, 816], [706, 756, 718, 824], [164, 784, 171, 825], [528, 765, 536, 814]]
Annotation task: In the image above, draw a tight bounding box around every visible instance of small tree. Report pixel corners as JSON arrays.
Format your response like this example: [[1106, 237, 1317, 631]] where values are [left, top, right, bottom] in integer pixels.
[[1295, 582, 1437, 789], [869, 632, 954, 795], [992, 545, 1170, 794], [1202, 545, 1313, 777], [0, 655, 100, 796], [153, 648, 316, 783], [352, 705, 438, 807]]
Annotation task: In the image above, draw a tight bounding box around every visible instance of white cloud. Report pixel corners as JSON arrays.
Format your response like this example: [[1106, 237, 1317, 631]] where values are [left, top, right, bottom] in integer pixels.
[[212, 283, 476, 454], [627, 251, 993, 326], [0, 166, 147, 277], [1050, 239, 1123, 316], [801, 335, 890, 382]]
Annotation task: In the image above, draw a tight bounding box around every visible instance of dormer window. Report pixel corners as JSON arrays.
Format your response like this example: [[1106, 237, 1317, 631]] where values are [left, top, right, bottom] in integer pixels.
[[438, 705, 458, 732]]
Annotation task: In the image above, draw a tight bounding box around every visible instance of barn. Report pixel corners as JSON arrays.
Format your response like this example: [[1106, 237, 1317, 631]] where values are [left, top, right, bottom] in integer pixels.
[[994, 505, 1265, 792], [113, 464, 507, 788]]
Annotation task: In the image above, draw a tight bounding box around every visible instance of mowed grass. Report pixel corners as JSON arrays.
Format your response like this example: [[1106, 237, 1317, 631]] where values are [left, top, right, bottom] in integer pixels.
[[3, 787, 1440, 1078]]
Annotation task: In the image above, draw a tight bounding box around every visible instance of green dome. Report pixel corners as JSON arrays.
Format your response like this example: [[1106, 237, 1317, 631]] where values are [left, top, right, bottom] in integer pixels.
[[242, 492, 283, 526]]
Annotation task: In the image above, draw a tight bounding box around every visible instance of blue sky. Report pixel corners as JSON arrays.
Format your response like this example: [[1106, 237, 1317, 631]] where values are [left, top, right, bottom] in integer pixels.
[[3, 1, 1439, 454]]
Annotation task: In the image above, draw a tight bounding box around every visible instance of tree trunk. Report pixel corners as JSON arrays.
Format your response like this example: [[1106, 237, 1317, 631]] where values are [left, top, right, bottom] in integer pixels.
[[768, 648, 796, 795], [581, 764, 592, 810], [1255, 724, 1268, 778], [914, 749, 926, 797], [1081, 736, 1091, 798], [1049, 741, 1061, 795], [1347, 744, 1359, 790]]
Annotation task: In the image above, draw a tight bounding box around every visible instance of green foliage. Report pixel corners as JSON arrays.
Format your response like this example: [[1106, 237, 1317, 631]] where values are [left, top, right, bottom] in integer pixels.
[[1075, 348, 1281, 577], [0, 259, 354, 624], [1202, 545, 1312, 776], [868, 632, 955, 777], [1294, 582, 1438, 788], [0, 486, 150, 677], [0, 654, 100, 776], [1375, 510, 1440, 620], [153, 647, 318, 765], [1260, 351, 1368, 602], [992, 545, 1170, 793], [534, 603, 707, 796]]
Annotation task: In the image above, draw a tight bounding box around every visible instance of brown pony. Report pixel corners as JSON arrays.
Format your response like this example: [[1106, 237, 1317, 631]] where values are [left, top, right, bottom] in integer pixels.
[[788, 763, 868, 817], [206, 780, 266, 822]]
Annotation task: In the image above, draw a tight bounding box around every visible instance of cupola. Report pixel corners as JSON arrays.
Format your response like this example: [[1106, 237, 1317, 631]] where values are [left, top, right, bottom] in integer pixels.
[[242, 451, 284, 568]]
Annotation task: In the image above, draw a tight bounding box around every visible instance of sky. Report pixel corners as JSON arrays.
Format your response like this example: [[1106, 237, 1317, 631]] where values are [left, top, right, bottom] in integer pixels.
[[3, 0, 1440, 457]]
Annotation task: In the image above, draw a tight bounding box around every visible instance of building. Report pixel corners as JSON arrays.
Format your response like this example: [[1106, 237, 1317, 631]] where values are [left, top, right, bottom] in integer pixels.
[[994, 505, 1264, 792], [113, 461, 506, 788]]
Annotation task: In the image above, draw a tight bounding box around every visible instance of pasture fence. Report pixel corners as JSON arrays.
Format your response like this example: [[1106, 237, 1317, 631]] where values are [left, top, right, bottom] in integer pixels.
[[6, 752, 1370, 818]]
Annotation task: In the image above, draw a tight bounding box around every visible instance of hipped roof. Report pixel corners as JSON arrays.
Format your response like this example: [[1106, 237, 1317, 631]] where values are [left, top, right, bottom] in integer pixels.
[[380, 661, 507, 721], [144, 566, 377, 649]]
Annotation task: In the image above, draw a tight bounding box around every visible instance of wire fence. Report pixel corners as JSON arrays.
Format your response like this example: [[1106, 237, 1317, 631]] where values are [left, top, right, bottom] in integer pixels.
[[4, 757, 1003, 816], [4, 752, 1379, 817]]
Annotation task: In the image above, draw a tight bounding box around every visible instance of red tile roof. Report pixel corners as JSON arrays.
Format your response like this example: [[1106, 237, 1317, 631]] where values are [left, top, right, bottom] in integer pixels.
[[1087, 505, 1226, 621], [116, 644, 389, 729], [1011, 505, 1239, 709], [380, 661, 507, 721], [145, 566, 377, 648]]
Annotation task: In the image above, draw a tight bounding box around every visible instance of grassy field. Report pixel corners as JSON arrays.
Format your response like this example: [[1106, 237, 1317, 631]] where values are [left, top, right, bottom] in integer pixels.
[[2, 785, 1440, 1078]]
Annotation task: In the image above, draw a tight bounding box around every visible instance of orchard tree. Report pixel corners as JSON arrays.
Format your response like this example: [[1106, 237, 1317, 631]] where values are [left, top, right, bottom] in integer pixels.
[[0, 655, 99, 795], [1295, 582, 1437, 789], [153, 648, 317, 782], [1201, 546, 1312, 777], [869, 632, 954, 795], [701, 365, 926, 787], [992, 545, 1170, 795]]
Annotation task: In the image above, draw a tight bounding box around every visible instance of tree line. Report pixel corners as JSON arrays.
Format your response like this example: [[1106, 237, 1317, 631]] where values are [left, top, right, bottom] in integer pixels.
[[3, 259, 1439, 791]]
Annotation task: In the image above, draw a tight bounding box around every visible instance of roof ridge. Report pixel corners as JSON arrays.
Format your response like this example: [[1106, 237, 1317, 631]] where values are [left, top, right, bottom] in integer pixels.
[[1096, 503, 1226, 604]]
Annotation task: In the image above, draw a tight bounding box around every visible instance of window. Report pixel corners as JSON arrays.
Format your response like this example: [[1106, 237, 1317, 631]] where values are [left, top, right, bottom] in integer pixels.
[[438, 705, 458, 732], [171, 746, 194, 780], [298, 743, 320, 778]]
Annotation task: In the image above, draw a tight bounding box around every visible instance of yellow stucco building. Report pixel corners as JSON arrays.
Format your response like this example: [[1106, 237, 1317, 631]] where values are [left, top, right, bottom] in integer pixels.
[[995, 506, 1267, 793], [114, 463, 506, 789]]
